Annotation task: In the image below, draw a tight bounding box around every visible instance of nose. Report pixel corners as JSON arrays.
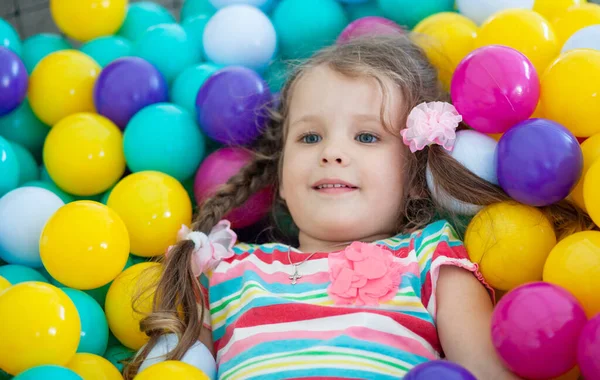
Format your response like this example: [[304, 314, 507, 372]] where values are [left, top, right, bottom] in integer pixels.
[[320, 143, 350, 166]]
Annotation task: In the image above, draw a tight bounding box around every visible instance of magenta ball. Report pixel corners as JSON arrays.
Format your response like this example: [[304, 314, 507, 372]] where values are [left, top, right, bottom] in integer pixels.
[[337, 16, 403, 43], [578, 314, 600, 380], [451, 45, 540, 134], [194, 147, 273, 229], [491, 282, 587, 380]]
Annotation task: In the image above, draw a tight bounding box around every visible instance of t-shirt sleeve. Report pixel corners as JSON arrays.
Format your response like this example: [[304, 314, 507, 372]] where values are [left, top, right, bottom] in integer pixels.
[[199, 272, 212, 331], [413, 220, 494, 321]]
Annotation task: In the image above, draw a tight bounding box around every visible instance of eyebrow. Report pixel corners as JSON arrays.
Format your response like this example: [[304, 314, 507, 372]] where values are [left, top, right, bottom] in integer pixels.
[[289, 113, 382, 127]]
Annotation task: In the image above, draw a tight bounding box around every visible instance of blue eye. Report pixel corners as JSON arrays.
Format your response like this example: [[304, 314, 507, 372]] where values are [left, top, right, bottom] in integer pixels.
[[301, 133, 322, 144], [356, 133, 379, 143]]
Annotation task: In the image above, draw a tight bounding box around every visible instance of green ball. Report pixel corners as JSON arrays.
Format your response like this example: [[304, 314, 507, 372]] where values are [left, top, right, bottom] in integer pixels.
[[80, 36, 133, 67], [39, 164, 52, 183], [104, 345, 135, 372], [22, 33, 71, 72], [10, 142, 38, 185], [0, 265, 48, 285], [264, 57, 291, 93], [0, 19, 21, 56], [344, 0, 385, 21], [61, 288, 109, 356], [123, 103, 205, 181], [171, 63, 220, 116], [272, 0, 348, 59], [117, 2, 175, 42], [181, 0, 217, 22], [0, 100, 49, 162], [0, 136, 19, 197], [181, 15, 211, 61], [377, 0, 454, 29], [21, 181, 75, 204]]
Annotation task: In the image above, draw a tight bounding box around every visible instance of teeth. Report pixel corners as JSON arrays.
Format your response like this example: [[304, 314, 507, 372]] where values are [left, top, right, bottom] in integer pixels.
[[317, 184, 350, 189]]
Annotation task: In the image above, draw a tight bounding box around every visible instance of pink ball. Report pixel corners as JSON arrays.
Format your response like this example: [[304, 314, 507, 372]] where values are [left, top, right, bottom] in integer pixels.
[[337, 16, 403, 44], [578, 314, 600, 380], [491, 282, 587, 380], [451, 45, 540, 134], [193, 147, 273, 229]]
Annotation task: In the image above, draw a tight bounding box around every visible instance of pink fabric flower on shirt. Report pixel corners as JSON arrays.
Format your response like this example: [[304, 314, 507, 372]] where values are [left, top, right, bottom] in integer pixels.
[[400, 101, 462, 153], [328, 242, 404, 306]]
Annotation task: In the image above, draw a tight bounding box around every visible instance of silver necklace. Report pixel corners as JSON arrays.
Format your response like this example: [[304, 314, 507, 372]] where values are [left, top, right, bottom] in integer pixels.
[[287, 246, 319, 285]]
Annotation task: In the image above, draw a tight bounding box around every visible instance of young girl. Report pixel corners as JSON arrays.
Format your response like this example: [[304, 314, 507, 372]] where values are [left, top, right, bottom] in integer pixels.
[[127, 35, 589, 379]]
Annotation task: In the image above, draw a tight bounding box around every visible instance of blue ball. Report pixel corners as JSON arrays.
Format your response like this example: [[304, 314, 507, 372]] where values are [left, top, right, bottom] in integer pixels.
[[13, 365, 82, 380], [80, 36, 133, 67], [61, 288, 109, 356], [0, 265, 48, 284], [117, 2, 176, 41], [22, 33, 71, 72], [0, 19, 21, 56], [171, 63, 220, 116]]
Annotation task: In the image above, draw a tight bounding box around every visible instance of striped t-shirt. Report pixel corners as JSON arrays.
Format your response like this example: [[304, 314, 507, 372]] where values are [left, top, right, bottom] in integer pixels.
[[200, 220, 492, 380]]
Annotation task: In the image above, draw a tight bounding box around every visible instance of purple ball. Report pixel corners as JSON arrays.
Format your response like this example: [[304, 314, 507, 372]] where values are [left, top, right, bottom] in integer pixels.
[[404, 360, 476, 380], [195, 66, 271, 145], [93, 57, 168, 129], [497, 118, 583, 207], [0, 47, 28, 117], [578, 314, 600, 380]]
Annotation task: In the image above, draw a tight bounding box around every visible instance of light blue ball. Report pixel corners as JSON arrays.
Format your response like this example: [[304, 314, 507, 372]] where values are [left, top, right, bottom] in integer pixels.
[[171, 63, 220, 116], [344, 0, 385, 20], [10, 142, 38, 185], [61, 288, 109, 356], [0, 19, 21, 56], [80, 36, 133, 67], [133, 23, 200, 83], [0, 136, 20, 197], [0, 100, 49, 160], [123, 103, 205, 181], [377, 0, 454, 29], [272, 0, 348, 59], [0, 265, 48, 284], [181, 15, 210, 61], [117, 2, 176, 42], [22, 33, 71, 73], [14, 365, 82, 380], [181, 0, 217, 22]]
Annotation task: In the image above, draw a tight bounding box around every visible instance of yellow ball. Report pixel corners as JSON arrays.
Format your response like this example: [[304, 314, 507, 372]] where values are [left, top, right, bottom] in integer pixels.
[[67, 353, 123, 380], [134, 361, 210, 380], [570, 134, 600, 210], [534, 0, 586, 23], [105, 262, 161, 350], [475, 9, 559, 75], [107, 171, 192, 257], [541, 49, 600, 137], [584, 160, 600, 227], [0, 282, 81, 375], [0, 275, 10, 293], [40, 201, 130, 290], [50, 0, 128, 42], [552, 3, 600, 44], [464, 202, 557, 291], [28, 50, 100, 126], [44, 113, 126, 196], [543, 231, 600, 317], [412, 13, 478, 89]]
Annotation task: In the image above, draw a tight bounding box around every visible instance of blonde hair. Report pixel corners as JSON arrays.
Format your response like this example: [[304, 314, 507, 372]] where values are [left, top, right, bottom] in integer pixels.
[[124, 35, 593, 378]]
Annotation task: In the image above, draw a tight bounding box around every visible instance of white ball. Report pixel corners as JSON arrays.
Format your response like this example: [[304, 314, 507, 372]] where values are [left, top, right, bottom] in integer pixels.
[[138, 334, 216, 379], [0, 187, 65, 267], [456, 0, 534, 25], [562, 25, 600, 53], [203, 4, 277, 72], [209, 0, 277, 12], [427, 130, 498, 215]]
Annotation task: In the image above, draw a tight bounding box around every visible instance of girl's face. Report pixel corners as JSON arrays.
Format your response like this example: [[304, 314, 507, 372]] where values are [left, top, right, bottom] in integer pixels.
[[280, 65, 409, 249]]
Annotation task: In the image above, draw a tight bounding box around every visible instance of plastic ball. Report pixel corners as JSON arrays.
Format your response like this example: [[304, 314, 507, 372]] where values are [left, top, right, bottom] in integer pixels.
[[338, 16, 403, 43], [263, 58, 289, 93], [182, 15, 210, 61], [194, 148, 273, 229], [0, 187, 64, 267], [344, 0, 386, 21], [272, 0, 348, 59], [80, 36, 133, 68], [66, 353, 122, 380], [94, 57, 168, 129], [464, 202, 556, 291], [0, 100, 49, 158], [138, 334, 216, 378], [451, 45, 539, 134], [578, 314, 600, 380], [43, 113, 126, 196], [13, 365, 82, 380], [107, 171, 192, 257], [196, 66, 271, 145], [117, 2, 176, 41], [426, 130, 497, 215], [104, 345, 135, 372], [491, 282, 587, 379], [542, 49, 600, 138], [40, 201, 130, 290], [182, 0, 218, 21], [543, 231, 600, 318], [0, 47, 28, 117], [570, 134, 600, 211], [10, 143, 37, 185], [456, 0, 534, 25], [61, 289, 109, 356], [562, 24, 600, 53], [404, 360, 476, 379], [0, 282, 81, 375], [377, 0, 454, 29], [412, 12, 478, 89], [534, 0, 584, 23], [23, 180, 75, 204], [28, 50, 100, 126], [171, 63, 220, 116], [50, 0, 127, 42], [22, 33, 71, 73], [497, 118, 582, 206], [203, 5, 276, 72], [0, 275, 10, 292], [585, 160, 600, 227], [133, 23, 199, 83], [135, 361, 210, 380], [0, 265, 48, 285], [105, 262, 161, 350], [552, 3, 600, 45], [0, 18, 21, 55], [0, 136, 20, 197], [209, 0, 277, 11], [475, 9, 559, 75]]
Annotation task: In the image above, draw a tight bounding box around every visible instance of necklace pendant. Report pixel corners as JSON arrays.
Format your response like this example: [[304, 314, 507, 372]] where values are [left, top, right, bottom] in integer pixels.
[[289, 265, 302, 285]]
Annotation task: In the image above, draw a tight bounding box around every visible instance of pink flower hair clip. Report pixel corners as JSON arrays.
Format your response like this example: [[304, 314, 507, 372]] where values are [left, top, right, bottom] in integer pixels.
[[400, 101, 462, 153]]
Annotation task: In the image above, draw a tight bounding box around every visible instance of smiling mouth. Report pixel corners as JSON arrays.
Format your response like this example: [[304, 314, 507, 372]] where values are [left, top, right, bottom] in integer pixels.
[[312, 183, 359, 194]]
